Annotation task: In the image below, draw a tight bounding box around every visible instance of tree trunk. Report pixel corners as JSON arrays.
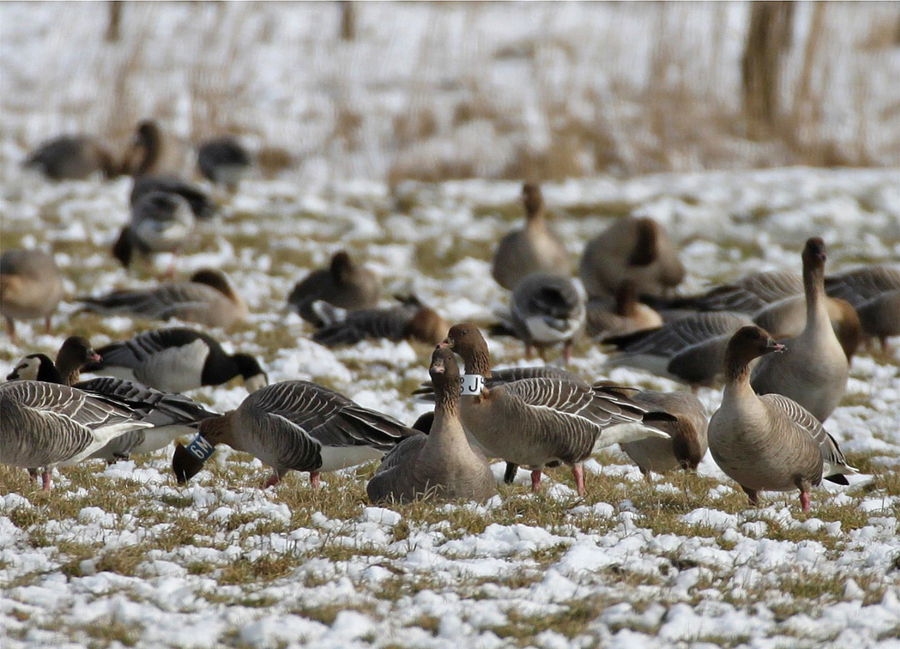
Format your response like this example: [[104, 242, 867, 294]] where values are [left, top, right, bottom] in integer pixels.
[[741, 1, 794, 132]]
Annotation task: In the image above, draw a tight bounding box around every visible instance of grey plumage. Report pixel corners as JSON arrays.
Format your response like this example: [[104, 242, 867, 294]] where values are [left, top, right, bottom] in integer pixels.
[[24, 135, 119, 180], [113, 191, 194, 269], [197, 137, 252, 190], [0, 249, 64, 342], [311, 296, 448, 347], [288, 251, 382, 326], [508, 273, 585, 361], [825, 266, 900, 350]]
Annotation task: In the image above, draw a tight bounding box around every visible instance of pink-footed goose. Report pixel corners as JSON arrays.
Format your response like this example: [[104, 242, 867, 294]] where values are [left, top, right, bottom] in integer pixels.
[[367, 346, 496, 504], [586, 280, 664, 340], [24, 135, 120, 180], [171, 380, 420, 488], [112, 191, 194, 273], [491, 183, 571, 291], [508, 272, 585, 363], [751, 239, 849, 422], [0, 249, 64, 344], [440, 324, 673, 496], [709, 326, 857, 512], [288, 251, 382, 326], [311, 295, 448, 347], [825, 265, 900, 351]]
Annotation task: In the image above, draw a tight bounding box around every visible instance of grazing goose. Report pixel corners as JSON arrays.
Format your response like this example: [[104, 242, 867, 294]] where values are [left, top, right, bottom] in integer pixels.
[[171, 380, 419, 488], [77, 268, 248, 329], [287, 251, 382, 326], [579, 216, 685, 299], [440, 324, 673, 496], [24, 135, 120, 180], [709, 326, 857, 512], [311, 295, 448, 347], [0, 249, 65, 344], [84, 328, 267, 394], [367, 347, 496, 504], [491, 183, 571, 291], [197, 136, 252, 191], [854, 290, 900, 352], [586, 280, 664, 340], [751, 239, 848, 422], [0, 380, 153, 490], [113, 191, 194, 273], [506, 273, 585, 363], [825, 265, 900, 351]]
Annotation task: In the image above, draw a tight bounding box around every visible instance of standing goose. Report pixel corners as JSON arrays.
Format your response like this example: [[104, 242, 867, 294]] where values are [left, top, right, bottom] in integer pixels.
[[197, 136, 252, 191], [112, 191, 194, 273], [586, 280, 664, 340], [24, 135, 120, 180], [825, 265, 900, 351], [171, 380, 420, 488], [752, 294, 862, 361], [311, 295, 448, 347], [367, 347, 496, 504], [287, 251, 382, 326], [0, 249, 65, 344], [84, 328, 267, 394], [709, 326, 857, 512], [751, 239, 849, 422], [507, 272, 585, 362], [491, 183, 571, 291], [77, 268, 248, 329], [440, 324, 673, 496]]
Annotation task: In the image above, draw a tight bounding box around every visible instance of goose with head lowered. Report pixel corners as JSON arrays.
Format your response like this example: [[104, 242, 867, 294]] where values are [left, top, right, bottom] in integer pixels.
[[112, 190, 194, 274], [197, 136, 252, 191], [171, 380, 421, 488], [439, 323, 674, 496], [586, 280, 663, 341], [825, 265, 900, 352], [311, 295, 448, 347], [709, 326, 857, 512], [0, 248, 65, 344], [24, 134, 120, 181], [507, 272, 585, 363], [287, 251, 382, 326]]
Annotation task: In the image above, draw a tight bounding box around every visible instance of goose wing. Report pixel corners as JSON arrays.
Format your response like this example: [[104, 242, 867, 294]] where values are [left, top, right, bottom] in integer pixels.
[[607, 312, 751, 357], [92, 329, 211, 370], [78, 283, 219, 321], [413, 366, 582, 402], [312, 305, 417, 347], [825, 266, 900, 306]]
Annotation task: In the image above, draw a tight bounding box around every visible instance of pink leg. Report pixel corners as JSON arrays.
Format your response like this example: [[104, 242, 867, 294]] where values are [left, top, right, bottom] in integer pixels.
[[264, 472, 280, 488], [41, 469, 52, 491], [799, 491, 811, 513], [5, 317, 17, 345], [310, 472, 321, 489], [571, 463, 585, 496], [530, 470, 542, 492], [563, 341, 573, 364], [742, 486, 759, 507], [44, 316, 52, 334], [525, 345, 534, 361]]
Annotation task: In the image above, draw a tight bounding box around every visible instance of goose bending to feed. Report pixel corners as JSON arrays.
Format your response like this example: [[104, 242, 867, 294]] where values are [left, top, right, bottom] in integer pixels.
[[197, 136, 252, 191], [709, 326, 857, 512], [113, 191, 194, 274], [24, 135, 120, 180], [505, 272, 585, 363], [491, 183, 571, 291], [287, 251, 382, 326], [84, 328, 267, 394], [440, 324, 674, 496], [77, 268, 248, 329], [311, 295, 448, 347], [579, 216, 685, 298], [367, 347, 496, 504], [751, 239, 848, 422], [171, 380, 420, 488], [825, 265, 900, 351], [586, 280, 663, 340], [0, 380, 153, 490], [0, 249, 65, 344]]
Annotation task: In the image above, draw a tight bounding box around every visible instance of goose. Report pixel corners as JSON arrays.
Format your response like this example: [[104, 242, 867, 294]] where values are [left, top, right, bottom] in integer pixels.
[[751, 239, 848, 422], [0, 380, 153, 490], [112, 191, 194, 273], [491, 183, 571, 291], [77, 268, 248, 329], [0, 248, 65, 344], [367, 346, 496, 504], [197, 136, 252, 191], [84, 328, 267, 394], [4, 336, 101, 386], [440, 324, 673, 496], [708, 326, 857, 512], [287, 251, 382, 326], [825, 265, 900, 351], [24, 135, 120, 180], [586, 280, 664, 340], [752, 294, 862, 360], [579, 216, 685, 299], [506, 272, 585, 363], [311, 295, 448, 347], [645, 270, 804, 314], [854, 290, 900, 352], [171, 380, 420, 488]]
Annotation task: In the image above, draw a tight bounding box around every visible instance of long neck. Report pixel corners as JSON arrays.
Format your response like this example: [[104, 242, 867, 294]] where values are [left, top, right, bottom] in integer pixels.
[[463, 348, 492, 378], [804, 263, 830, 334], [198, 413, 235, 447], [723, 352, 756, 401], [525, 207, 545, 231], [137, 131, 161, 175], [55, 358, 82, 387]]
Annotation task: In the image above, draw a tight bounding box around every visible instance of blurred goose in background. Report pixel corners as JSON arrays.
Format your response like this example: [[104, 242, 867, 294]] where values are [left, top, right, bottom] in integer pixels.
[[825, 265, 900, 351], [311, 295, 448, 347], [197, 136, 252, 191], [751, 239, 848, 422], [23, 134, 120, 180], [579, 216, 685, 298], [0, 248, 65, 344], [5, 336, 100, 386], [287, 250, 382, 326], [77, 268, 248, 329], [506, 272, 585, 363], [171, 380, 420, 488], [491, 183, 571, 291], [441, 324, 674, 496], [84, 327, 267, 394], [112, 191, 194, 274], [709, 326, 857, 512], [586, 280, 664, 340], [368, 346, 496, 504]]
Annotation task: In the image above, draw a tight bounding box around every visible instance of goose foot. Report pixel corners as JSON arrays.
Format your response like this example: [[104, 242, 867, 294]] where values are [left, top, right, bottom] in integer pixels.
[[530, 470, 542, 492], [264, 473, 280, 488], [799, 491, 811, 513], [742, 486, 759, 507], [310, 472, 321, 489], [563, 341, 573, 364], [41, 470, 52, 491], [571, 463, 585, 496]]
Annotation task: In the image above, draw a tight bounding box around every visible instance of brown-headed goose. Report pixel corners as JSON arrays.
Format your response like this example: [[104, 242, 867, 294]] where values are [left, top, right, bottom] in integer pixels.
[[709, 326, 857, 512], [171, 380, 419, 488], [825, 265, 900, 351], [440, 324, 673, 496], [24, 135, 120, 180], [0, 249, 65, 344], [491, 183, 571, 291], [84, 328, 267, 394], [197, 136, 252, 191], [579, 216, 685, 298], [112, 191, 194, 273], [751, 239, 848, 422], [311, 295, 448, 347], [367, 346, 496, 504], [505, 272, 585, 362], [586, 280, 664, 341], [77, 268, 248, 329], [287, 251, 382, 326]]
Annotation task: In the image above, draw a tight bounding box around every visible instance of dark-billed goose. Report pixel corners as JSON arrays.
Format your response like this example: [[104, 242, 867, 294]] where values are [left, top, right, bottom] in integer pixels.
[[440, 324, 673, 496], [171, 380, 419, 487], [287, 251, 382, 325], [197, 136, 252, 191], [24, 135, 120, 180], [751, 239, 848, 422], [825, 265, 900, 351], [586, 280, 664, 341], [579, 216, 685, 299], [709, 326, 857, 512], [491, 183, 571, 291], [367, 346, 496, 504], [311, 295, 448, 347], [84, 328, 267, 393], [77, 268, 248, 329], [0, 380, 153, 490], [507, 272, 585, 363], [112, 191, 194, 272], [0, 249, 65, 344]]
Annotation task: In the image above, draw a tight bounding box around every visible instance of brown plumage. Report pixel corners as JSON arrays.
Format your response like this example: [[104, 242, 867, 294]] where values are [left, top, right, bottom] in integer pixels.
[[24, 135, 120, 180], [586, 280, 664, 340], [0, 249, 64, 344], [287, 251, 382, 325]]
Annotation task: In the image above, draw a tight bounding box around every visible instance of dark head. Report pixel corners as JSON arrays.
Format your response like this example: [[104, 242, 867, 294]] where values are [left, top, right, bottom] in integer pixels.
[[171, 442, 206, 484], [190, 268, 234, 298], [440, 323, 491, 376], [329, 250, 356, 283], [6, 353, 61, 382], [802, 237, 827, 274], [725, 325, 785, 372], [232, 354, 268, 392], [56, 336, 102, 385], [127, 120, 163, 175], [628, 218, 660, 267], [430, 345, 462, 409], [407, 307, 450, 345], [522, 183, 544, 220], [112, 227, 134, 267]]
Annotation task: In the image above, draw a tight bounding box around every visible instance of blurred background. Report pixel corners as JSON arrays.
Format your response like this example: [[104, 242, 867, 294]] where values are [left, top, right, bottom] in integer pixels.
[[2, 1, 899, 189]]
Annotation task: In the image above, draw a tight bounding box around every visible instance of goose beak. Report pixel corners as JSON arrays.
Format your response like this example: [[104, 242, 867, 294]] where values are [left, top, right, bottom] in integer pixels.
[[88, 350, 102, 363], [768, 340, 786, 354], [438, 339, 451, 349]]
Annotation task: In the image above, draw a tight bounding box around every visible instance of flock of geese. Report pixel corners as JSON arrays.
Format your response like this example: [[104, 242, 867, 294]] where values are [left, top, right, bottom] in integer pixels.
[[1, 121, 899, 513]]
